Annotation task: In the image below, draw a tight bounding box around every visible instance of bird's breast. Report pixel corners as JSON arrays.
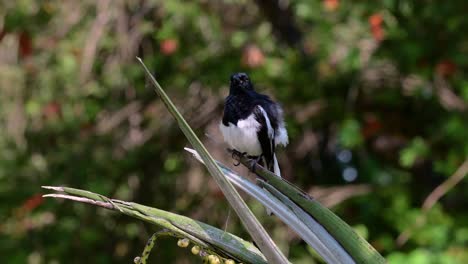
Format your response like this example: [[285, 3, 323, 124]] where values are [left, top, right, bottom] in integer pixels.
[[219, 114, 262, 156]]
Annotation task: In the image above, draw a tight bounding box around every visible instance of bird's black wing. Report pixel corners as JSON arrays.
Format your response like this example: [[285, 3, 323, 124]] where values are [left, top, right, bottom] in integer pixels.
[[222, 95, 253, 126], [255, 94, 280, 131], [253, 105, 275, 172]]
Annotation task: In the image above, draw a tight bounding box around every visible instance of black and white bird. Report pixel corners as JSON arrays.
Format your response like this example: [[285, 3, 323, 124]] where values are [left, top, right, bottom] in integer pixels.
[[220, 72, 288, 178]]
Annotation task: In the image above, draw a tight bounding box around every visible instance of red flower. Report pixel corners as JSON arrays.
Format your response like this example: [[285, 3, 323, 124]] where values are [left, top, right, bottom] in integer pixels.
[[436, 60, 457, 77], [369, 14, 383, 27], [323, 0, 339, 11], [18, 31, 33, 58], [22, 194, 44, 212], [42, 101, 62, 120], [0, 29, 6, 42], [241, 45, 265, 68], [369, 13, 385, 42], [160, 39, 178, 55], [362, 114, 382, 138]]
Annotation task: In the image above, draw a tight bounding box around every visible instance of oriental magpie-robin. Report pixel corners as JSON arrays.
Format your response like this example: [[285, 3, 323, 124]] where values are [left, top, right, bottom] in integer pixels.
[[220, 73, 288, 178]]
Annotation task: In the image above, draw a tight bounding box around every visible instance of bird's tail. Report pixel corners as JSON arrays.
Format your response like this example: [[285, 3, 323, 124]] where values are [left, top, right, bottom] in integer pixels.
[[266, 154, 281, 216], [273, 154, 281, 177], [263, 154, 281, 177]]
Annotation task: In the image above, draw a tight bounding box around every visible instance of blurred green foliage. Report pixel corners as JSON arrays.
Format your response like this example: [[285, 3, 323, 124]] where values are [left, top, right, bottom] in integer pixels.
[[0, 0, 467, 263]]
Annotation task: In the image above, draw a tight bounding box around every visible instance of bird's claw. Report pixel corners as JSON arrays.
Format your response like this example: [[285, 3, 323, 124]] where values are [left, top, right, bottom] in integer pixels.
[[231, 150, 247, 166], [249, 155, 263, 172]]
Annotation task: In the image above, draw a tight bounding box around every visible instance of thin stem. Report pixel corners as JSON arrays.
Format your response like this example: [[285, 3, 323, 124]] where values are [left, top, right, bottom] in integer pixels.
[[134, 230, 171, 264], [397, 159, 468, 246], [43, 186, 268, 264]]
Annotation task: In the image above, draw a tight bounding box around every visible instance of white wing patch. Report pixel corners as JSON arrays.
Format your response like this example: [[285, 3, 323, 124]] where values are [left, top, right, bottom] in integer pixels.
[[275, 124, 288, 147], [274, 106, 288, 146], [257, 106, 274, 139]]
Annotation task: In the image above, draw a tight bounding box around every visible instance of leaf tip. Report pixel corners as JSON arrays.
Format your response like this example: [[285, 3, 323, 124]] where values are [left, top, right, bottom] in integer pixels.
[[41, 186, 65, 192], [183, 147, 195, 153], [184, 147, 203, 163], [42, 194, 59, 198]]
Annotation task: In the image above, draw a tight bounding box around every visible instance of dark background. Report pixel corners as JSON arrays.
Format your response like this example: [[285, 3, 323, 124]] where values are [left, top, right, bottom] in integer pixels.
[[1, 1, 467, 263]]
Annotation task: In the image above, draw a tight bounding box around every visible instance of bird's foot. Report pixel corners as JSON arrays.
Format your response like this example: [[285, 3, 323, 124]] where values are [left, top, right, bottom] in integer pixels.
[[248, 155, 263, 173], [231, 149, 247, 166]]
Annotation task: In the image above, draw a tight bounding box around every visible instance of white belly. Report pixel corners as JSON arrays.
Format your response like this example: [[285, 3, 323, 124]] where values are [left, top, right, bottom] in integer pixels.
[[219, 114, 262, 156]]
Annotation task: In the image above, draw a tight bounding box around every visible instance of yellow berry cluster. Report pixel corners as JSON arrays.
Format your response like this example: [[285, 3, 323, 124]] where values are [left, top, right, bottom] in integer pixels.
[[176, 238, 240, 264]]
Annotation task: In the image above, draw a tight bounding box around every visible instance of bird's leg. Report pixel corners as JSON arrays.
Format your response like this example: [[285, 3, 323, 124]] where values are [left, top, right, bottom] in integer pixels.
[[231, 149, 247, 166], [247, 154, 263, 173]]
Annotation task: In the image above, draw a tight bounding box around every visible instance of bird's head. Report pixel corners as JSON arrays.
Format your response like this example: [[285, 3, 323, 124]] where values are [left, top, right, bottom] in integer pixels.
[[230, 72, 254, 94]]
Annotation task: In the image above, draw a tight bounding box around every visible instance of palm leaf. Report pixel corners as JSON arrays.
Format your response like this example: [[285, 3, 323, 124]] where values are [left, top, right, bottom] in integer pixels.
[[42, 186, 267, 264], [136, 58, 288, 264]]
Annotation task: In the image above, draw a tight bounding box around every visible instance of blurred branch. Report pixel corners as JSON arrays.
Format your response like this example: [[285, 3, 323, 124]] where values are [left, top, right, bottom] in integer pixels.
[[434, 74, 467, 112], [254, 0, 303, 49], [5, 91, 26, 148], [55, 1, 83, 38], [292, 100, 326, 124], [115, 1, 153, 62], [310, 185, 372, 208], [80, 0, 112, 83], [96, 101, 142, 134], [397, 159, 468, 246], [422, 160, 468, 211]]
